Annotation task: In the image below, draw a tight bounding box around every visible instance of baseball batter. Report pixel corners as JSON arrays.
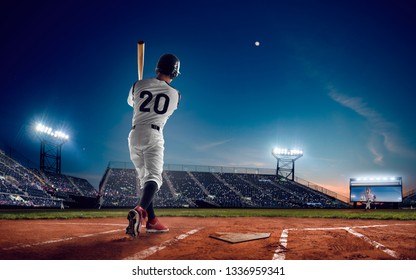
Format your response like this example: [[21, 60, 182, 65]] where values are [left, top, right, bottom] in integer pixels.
[[126, 53, 181, 237]]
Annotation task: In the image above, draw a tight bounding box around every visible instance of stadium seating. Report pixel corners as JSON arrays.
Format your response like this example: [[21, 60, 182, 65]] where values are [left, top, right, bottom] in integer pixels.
[[98, 166, 351, 209], [0, 149, 96, 208], [0, 147, 393, 210], [402, 191, 416, 208]]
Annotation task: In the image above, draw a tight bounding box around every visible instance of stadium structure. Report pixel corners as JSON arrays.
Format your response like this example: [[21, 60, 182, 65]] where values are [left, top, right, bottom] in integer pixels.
[[1, 142, 415, 210], [35, 123, 69, 175]]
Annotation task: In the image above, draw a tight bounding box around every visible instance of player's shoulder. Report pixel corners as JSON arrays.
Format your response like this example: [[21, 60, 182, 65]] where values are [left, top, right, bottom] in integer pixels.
[[136, 78, 155, 86], [136, 78, 174, 88], [156, 79, 180, 96], [167, 83, 180, 100], [164, 81, 179, 94], [133, 78, 157, 91]]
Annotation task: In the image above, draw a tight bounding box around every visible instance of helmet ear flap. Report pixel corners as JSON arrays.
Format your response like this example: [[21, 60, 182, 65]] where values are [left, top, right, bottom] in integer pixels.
[[170, 62, 180, 78]]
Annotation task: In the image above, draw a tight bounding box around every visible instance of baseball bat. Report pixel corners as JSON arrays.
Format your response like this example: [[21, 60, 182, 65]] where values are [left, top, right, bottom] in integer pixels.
[[137, 40, 145, 80]]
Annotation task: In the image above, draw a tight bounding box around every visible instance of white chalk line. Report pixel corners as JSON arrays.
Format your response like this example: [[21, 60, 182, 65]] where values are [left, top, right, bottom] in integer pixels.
[[344, 228, 399, 259], [2, 222, 125, 251], [3, 229, 123, 251], [273, 229, 288, 260], [124, 227, 203, 260], [273, 224, 414, 260], [34, 222, 127, 226]]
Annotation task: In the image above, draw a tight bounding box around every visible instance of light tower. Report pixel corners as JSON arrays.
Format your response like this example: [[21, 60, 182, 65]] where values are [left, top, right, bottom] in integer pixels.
[[35, 123, 69, 174], [272, 147, 303, 181]]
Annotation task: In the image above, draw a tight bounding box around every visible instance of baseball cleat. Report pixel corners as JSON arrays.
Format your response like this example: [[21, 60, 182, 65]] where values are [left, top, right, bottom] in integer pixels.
[[146, 217, 169, 233], [126, 206, 147, 237], [126, 209, 140, 237]]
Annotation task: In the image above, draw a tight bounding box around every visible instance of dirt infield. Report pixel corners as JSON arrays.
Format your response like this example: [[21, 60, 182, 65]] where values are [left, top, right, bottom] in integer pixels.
[[0, 217, 415, 260]]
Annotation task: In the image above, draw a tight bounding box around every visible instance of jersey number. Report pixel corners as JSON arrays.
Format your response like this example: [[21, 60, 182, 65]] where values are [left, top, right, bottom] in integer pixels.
[[139, 91, 170, 114]]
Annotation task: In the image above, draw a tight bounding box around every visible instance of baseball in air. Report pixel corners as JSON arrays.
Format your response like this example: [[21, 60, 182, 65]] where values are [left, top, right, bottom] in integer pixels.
[[255, 41, 260, 47]]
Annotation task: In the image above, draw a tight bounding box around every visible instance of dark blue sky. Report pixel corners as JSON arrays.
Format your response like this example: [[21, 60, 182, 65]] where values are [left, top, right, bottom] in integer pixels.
[[1, 0, 415, 196]]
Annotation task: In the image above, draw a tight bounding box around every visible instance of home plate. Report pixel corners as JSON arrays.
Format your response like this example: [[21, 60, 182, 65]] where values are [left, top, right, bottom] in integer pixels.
[[209, 232, 271, 244]]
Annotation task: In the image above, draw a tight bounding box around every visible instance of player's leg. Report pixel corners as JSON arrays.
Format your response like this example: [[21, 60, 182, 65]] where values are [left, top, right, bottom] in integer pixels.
[[142, 135, 169, 233], [137, 181, 168, 232], [139, 180, 158, 210], [142, 131, 164, 188], [146, 201, 156, 221], [126, 130, 147, 237], [146, 201, 169, 233]]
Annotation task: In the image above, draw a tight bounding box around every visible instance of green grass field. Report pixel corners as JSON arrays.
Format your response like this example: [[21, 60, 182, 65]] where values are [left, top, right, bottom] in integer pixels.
[[0, 208, 415, 220]]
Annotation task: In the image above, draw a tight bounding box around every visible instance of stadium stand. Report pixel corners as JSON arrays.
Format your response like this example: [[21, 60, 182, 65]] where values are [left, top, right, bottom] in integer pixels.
[[0, 147, 97, 208], [402, 189, 416, 208], [3, 144, 412, 210], [98, 163, 352, 209], [99, 168, 138, 207]]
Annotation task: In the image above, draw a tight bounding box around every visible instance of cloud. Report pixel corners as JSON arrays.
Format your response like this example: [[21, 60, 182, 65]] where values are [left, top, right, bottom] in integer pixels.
[[328, 88, 383, 123], [328, 87, 415, 164], [368, 136, 384, 166], [194, 139, 233, 151]]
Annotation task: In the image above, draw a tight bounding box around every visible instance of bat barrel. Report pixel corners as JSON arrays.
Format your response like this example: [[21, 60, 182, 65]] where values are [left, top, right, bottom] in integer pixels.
[[137, 40, 145, 80]]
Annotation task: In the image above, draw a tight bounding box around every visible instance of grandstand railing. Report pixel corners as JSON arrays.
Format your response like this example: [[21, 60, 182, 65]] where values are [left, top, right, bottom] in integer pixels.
[[295, 177, 350, 203], [108, 161, 276, 175]]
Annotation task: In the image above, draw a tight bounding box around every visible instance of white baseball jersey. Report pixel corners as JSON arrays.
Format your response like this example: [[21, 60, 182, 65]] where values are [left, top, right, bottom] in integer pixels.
[[127, 78, 180, 189], [127, 78, 180, 129]]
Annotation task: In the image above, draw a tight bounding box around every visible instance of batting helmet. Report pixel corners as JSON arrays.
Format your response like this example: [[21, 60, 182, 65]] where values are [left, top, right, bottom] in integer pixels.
[[155, 54, 180, 79]]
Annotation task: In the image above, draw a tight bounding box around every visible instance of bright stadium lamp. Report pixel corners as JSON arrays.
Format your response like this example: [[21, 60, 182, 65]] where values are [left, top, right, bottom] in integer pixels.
[[36, 123, 69, 141], [34, 121, 70, 174], [272, 147, 304, 181]]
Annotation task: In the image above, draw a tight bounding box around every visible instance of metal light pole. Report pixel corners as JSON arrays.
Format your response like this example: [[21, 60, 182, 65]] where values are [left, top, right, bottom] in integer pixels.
[[35, 123, 69, 174], [272, 148, 303, 181]]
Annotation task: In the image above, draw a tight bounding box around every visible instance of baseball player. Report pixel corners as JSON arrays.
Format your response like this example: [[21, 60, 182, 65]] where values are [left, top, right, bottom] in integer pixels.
[[365, 199, 371, 210], [125, 53, 181, 237]]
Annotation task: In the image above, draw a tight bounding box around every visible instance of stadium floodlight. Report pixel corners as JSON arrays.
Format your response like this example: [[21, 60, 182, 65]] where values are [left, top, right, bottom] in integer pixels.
[[35, 123, 69, 140], [272, 147, 304, 157], [34, 121, 70, 174], [272, 147, 304, 181]]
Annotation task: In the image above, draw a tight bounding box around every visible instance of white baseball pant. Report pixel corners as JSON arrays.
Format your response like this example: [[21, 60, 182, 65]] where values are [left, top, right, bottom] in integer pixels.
[[128, 124, 164, 189]]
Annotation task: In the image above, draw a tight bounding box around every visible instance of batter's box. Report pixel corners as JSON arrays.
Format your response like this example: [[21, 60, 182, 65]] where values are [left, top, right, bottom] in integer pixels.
[[210, 232, 271, 244]]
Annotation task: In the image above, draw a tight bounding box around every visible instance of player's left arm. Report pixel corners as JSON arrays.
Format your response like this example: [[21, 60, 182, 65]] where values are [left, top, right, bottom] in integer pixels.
[[127, 87, 133, 107], [127, 81, 137, 107]]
